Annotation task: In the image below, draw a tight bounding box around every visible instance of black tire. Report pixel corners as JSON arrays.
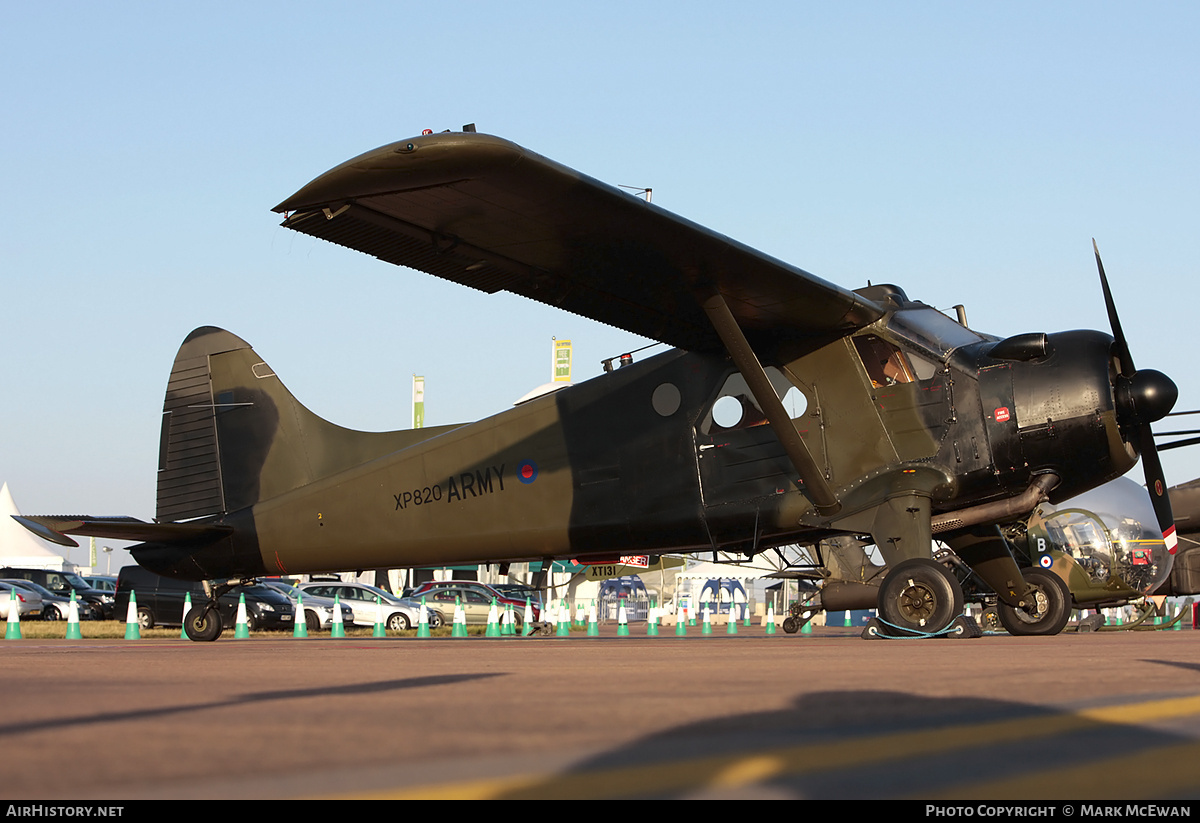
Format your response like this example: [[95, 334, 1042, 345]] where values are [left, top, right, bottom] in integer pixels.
[[244, 610, 259, 632], [782, 616, 799, 634], [184, 606, 223, 642], [305, 610, 320, 632], [877, 558, 964, 636], [998, 567, 1071, 636], [387, 613, 410, 631], [44, 604, 64, 621], [427, 610, 444, 629], [980, 607, 1001, 632], [137, 607, 155, 630]]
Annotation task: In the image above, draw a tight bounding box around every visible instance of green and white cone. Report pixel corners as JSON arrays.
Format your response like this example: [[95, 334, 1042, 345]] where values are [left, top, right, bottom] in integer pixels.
[[330, 593, 346, 638], [486, 598, 501, 637], [587, 600, 599, 636], [6, 588, 22, 640], [647, 598, 659, 636], [452, 596, 468, 637], [676, 604, 688, 636], [702, 602, 712, 635], [417, 597, 431, 638], [557, 598, 570, 636], [727, 602, 739, 634], [522, 597, 533, 637], [617, 600, 630, 636], [124, 591, 140, 640], [293, 593, 308, 638], [234, 593, 250, 639], [65, 592, 83, 639], [765, 602, 776, 635], [373, 596, 386, 637], [181, 592, 192, 639]]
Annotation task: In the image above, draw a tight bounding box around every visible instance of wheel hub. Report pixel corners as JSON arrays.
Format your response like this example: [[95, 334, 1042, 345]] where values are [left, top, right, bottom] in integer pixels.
[[898, 578, 937, 626]]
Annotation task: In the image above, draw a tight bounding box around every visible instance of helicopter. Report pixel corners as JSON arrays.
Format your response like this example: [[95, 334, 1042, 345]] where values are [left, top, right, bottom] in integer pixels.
[[15, 129, 1180, 640]]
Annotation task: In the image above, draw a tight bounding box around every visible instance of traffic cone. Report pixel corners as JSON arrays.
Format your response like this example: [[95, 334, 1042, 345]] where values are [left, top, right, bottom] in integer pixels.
[[743, 602, 752, 627], [587, 600, 599, 636], [557, 598, 570, 636], [801, 614, 813, 635], [452, 596, 468, 637], [727, 602, 739, 634], [575, 599, 586, 627], [647, 599, 659, 636], [124, 591, 140, 640], [293, 592, 308, 638], [331, 594, 346, 638], [522, 597, 533, 637], [417, 597, 431, 638], [6, 589, 22, 639], [765, 602, 776, 635], [486, 598, 501, 637], [617, 600, 630, 636], [843, 610, 852, 628], [234, 593, 250, 638], [502, 602, 515, 636], [65, 592, 83, 639], [374, 596, 386, 637], [181, 592, 192, 639], [702, 602, 712, 635], [688, 603, 697, 626], [675, 604, 688, 636]]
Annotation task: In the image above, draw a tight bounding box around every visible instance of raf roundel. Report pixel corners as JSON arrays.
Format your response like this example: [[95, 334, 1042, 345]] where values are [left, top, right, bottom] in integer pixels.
[[1038, 554, 1053, 569], [517, 460, 538, 484]]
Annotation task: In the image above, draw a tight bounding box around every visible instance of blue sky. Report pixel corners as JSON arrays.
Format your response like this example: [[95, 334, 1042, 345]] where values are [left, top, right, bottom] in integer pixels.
[[2, 3, 1197, 569]]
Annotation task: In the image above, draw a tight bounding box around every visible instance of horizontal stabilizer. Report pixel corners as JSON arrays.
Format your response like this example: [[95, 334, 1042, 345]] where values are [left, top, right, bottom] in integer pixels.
[[13, 515, 232, 548]]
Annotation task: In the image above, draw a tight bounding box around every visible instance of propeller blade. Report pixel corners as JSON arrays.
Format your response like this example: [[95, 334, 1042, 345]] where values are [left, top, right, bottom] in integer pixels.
[[1136, 425, 1177, 553], [1093, 239, 1136, 377]]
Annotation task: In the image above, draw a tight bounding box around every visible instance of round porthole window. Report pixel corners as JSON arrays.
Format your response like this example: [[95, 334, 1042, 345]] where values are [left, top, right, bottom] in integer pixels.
[[652, 383, 681, 416], [712, 395, 744, 428]]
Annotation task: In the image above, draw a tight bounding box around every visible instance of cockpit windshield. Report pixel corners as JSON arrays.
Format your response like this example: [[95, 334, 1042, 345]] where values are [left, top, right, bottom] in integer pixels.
[[887, 306, 985, 360]]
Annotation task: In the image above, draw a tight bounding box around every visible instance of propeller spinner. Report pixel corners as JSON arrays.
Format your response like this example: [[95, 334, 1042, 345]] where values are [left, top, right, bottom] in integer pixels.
[[1093, 240, 1179, 552]]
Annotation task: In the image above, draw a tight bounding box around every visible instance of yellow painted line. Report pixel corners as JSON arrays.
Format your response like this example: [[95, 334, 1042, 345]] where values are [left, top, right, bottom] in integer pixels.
[[924, 740, 1200, 800], [344, 694, 1200, 799]]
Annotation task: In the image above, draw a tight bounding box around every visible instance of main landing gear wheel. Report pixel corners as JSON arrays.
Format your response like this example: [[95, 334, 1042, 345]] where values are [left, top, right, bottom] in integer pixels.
[[877, 558, 964, 636], [184, 605, 224, 642], [782, 616, 799, 634], [998, 567, 1071, 636]]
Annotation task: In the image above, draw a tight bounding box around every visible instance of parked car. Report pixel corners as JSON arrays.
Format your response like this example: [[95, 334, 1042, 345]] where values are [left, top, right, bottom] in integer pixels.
[[408, 583, 535, 628], [260, 580, 355, 631], [1, 579, 94, 621], [0, 581, 43, 619], [83, 575, 117, 593], [0, 567, 113, 619], [298, 581, 442, 630], [409, 580, 540, 620], [115, 566, 294, 631]]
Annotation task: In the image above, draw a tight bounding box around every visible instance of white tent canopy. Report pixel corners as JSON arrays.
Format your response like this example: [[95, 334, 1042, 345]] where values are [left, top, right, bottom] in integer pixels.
[[0, 482, 71, 569]]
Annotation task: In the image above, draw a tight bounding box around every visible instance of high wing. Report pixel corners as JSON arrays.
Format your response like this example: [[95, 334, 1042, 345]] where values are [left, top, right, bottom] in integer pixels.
[[274, 132, 883, 352]]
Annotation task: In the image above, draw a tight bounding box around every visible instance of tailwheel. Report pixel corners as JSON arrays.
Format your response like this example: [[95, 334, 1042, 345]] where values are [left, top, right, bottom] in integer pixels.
[[998, 567, 1071, 636], [184, 604, 224, 642], [877, 558, 964, 636]]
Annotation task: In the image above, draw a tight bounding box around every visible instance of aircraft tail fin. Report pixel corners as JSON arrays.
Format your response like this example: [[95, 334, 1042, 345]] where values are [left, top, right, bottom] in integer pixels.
[[157, 327, 448, 522]]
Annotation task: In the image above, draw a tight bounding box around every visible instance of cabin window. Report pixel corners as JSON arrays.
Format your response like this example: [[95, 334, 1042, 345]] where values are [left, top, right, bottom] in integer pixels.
[[699, 368, 807, 434], [853, 335, 916, 388]]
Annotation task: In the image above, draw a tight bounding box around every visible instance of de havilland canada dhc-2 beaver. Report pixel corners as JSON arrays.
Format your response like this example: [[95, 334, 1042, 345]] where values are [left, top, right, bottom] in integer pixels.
[[16, 128, 1183, 640]]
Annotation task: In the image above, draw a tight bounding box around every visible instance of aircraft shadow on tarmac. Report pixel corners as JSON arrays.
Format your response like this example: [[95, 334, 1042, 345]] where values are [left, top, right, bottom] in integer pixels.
[[0, 673, 502, 738], [488, 688, 1200, 800]]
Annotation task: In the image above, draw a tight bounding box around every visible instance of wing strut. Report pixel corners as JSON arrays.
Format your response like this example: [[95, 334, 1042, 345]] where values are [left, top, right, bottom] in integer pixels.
[[696, 286, 841, 516]]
